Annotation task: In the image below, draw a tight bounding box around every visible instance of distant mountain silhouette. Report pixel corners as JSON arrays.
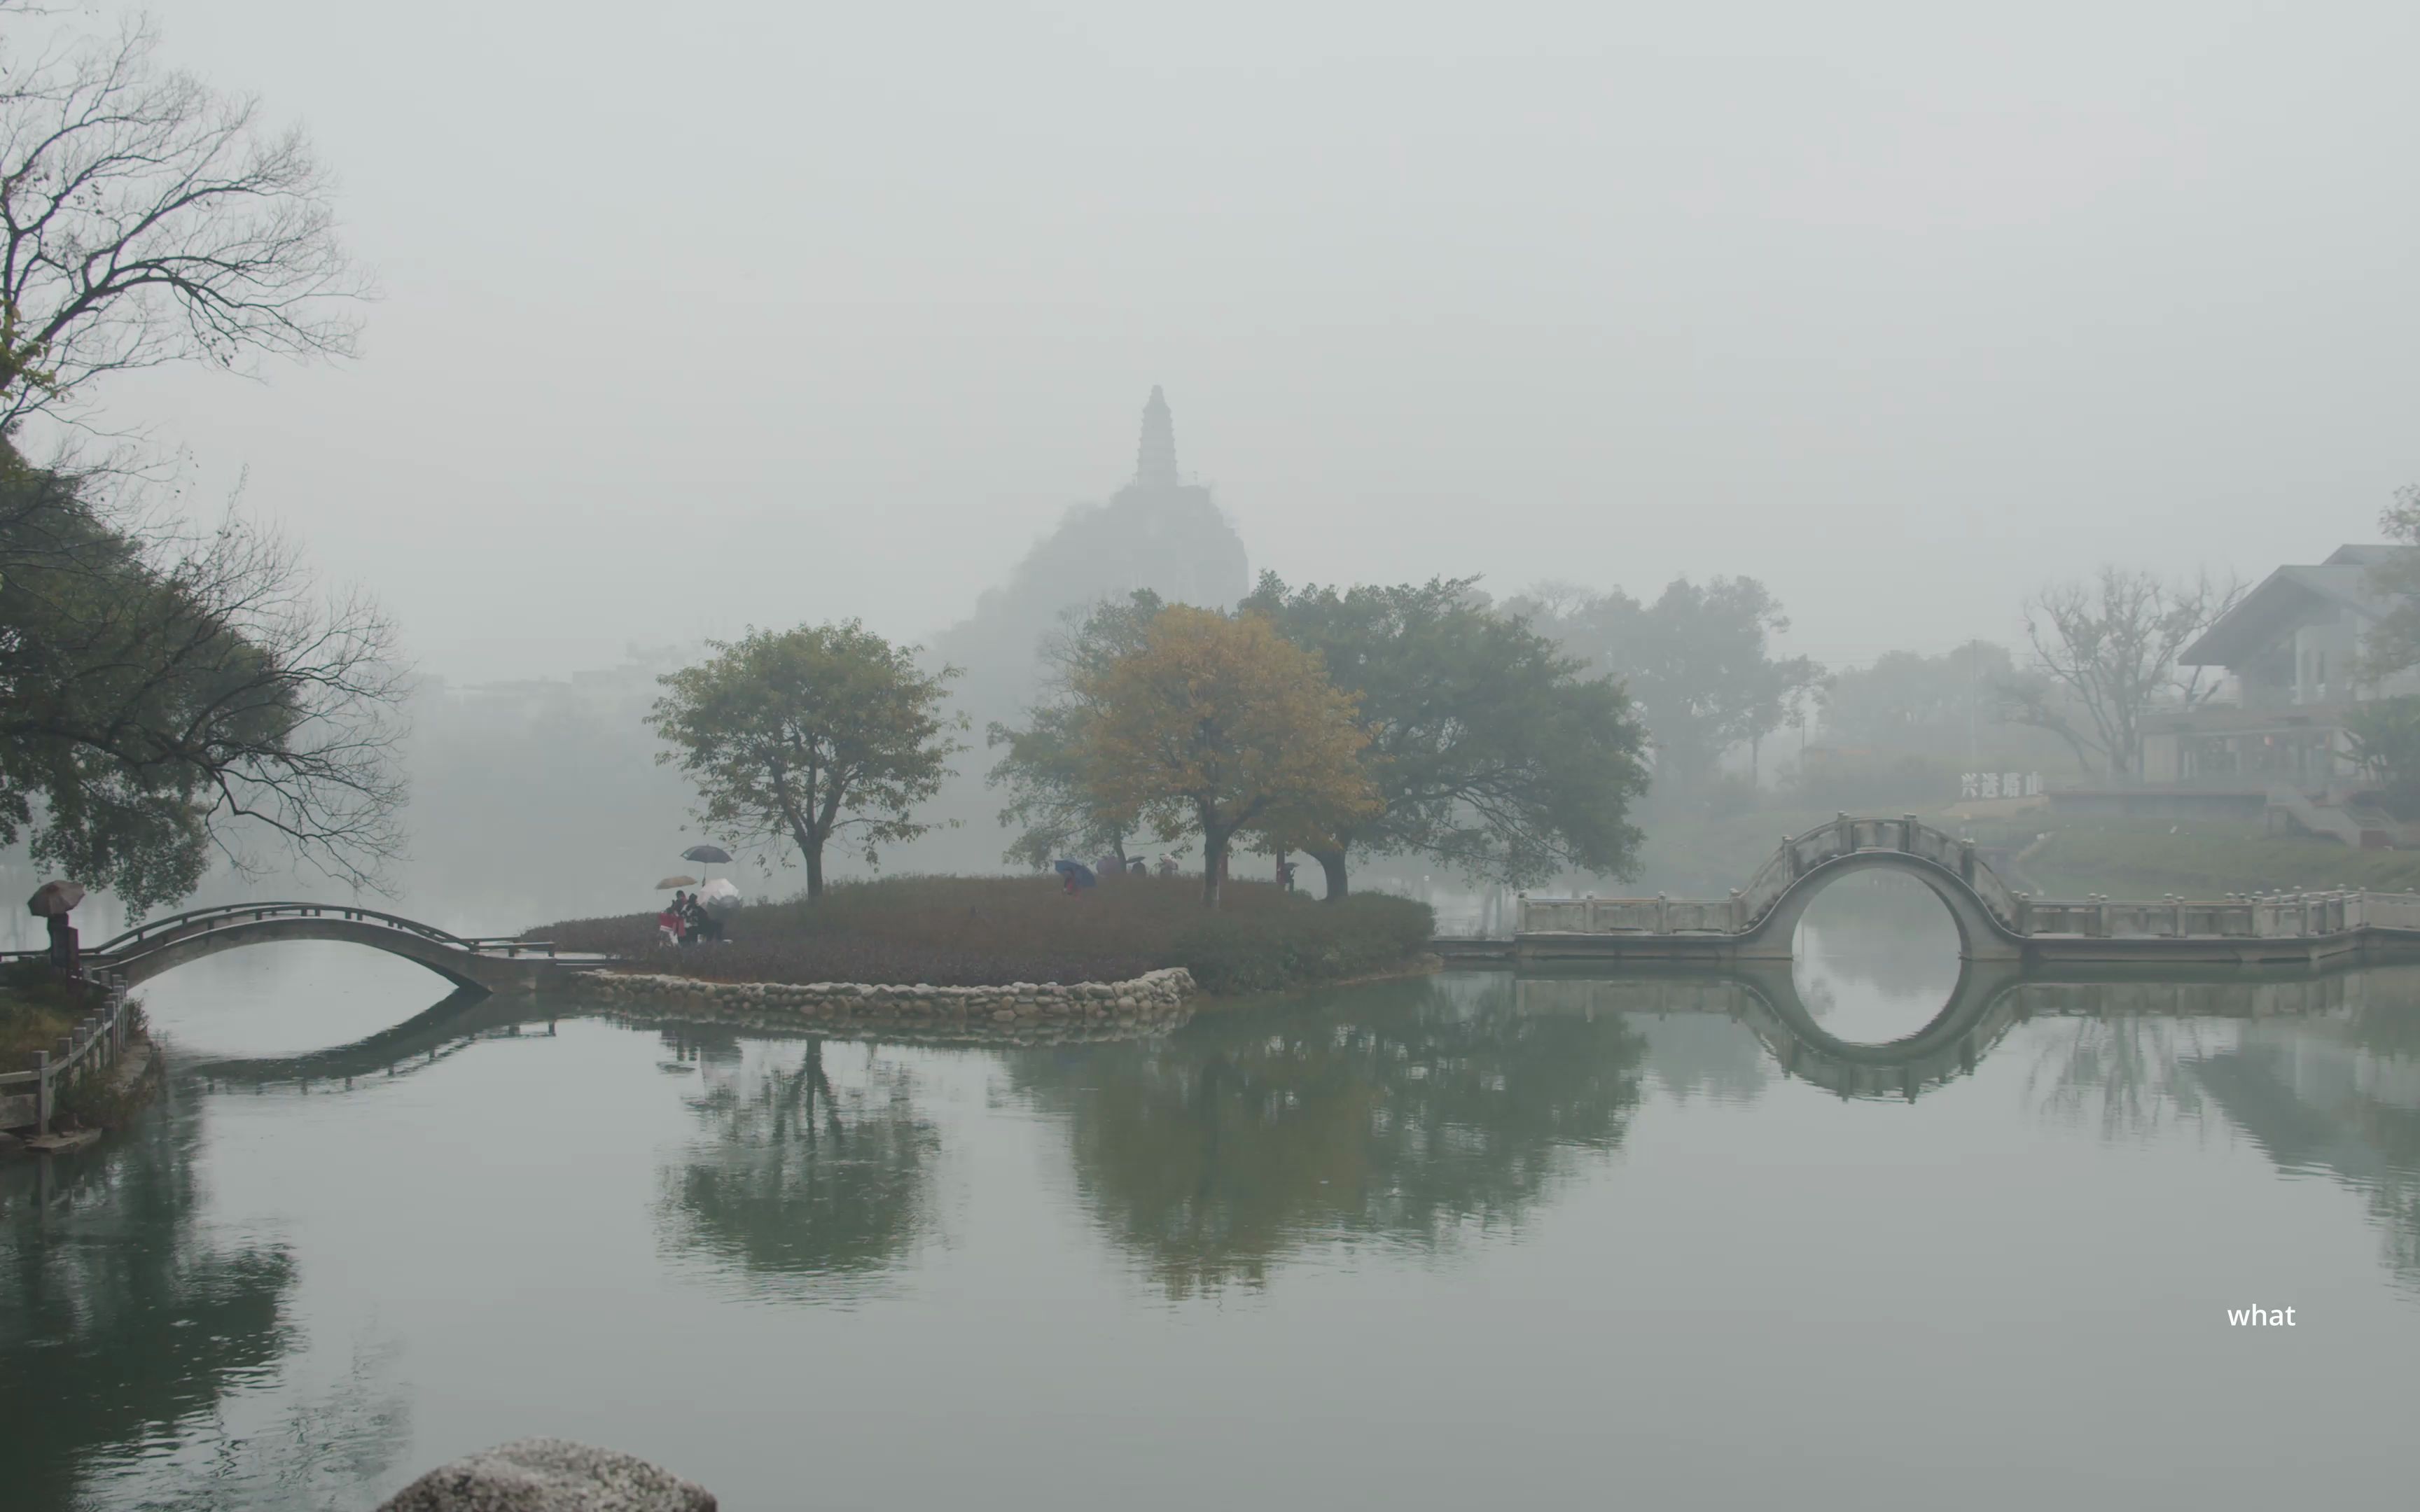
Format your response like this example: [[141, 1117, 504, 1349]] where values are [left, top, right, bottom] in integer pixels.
[[930, 386, 1249, 723], [893, 387, 1249, 873]]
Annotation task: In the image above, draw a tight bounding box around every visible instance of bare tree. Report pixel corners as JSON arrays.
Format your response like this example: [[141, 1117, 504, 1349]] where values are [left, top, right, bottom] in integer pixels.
[[2001, 568, 2244, 782], [0, 12, 366, 433]]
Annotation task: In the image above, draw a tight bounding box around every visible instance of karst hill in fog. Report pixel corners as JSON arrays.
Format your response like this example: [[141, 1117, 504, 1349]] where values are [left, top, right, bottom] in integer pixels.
[[929, 386, 1251, 724]]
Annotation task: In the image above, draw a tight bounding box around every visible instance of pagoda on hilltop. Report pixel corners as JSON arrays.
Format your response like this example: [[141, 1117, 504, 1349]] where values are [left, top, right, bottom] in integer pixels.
[[1133, 384, 1180, 490], [928, 385, 1251, 719]]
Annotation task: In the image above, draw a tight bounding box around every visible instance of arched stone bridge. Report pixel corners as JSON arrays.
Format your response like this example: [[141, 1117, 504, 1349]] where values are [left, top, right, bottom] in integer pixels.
[[86, 903, 614, 995], [1513, 813, 2420, 967]]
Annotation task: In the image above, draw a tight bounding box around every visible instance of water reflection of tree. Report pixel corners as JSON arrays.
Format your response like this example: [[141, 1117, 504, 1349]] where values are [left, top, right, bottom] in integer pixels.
[[1007, 976, 1648, 1296], [658, 1035, 940, 1299], [2019, 1007, 2223, 1140], [0, 1086, 391, 1509], [1633, 1012, 1773, 1104], [2012, 969, 2420, 1294], [146, 1335, 411, 1512]]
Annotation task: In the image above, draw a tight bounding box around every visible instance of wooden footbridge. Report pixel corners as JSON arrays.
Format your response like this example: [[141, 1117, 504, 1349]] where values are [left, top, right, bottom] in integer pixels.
[[78, 903, 617, 995], [1494, 814, 2420, 967]]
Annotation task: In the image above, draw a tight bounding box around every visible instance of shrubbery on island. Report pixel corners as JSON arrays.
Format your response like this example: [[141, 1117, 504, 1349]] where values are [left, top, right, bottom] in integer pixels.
[[536, 874, 1434, 996]]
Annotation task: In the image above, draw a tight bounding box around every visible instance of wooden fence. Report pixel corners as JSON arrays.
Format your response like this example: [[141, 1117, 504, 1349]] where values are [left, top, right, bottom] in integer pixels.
[[0, 967, 137, 1138]]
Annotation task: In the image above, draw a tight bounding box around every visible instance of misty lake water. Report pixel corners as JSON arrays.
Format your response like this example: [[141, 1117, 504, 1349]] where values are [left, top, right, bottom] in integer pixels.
[[8, 896, 2420, 1511]]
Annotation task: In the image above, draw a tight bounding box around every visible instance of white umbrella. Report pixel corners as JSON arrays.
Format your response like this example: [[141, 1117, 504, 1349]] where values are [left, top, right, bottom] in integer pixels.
[[695, 878, 742, 911]]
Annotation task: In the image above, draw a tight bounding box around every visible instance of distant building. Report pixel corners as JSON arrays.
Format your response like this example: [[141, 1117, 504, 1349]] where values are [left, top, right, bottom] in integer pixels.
[[2141, 545, 2417, 790]]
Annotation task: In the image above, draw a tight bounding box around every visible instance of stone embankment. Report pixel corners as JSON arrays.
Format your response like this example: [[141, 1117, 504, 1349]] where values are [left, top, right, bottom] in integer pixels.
[[578, 965, 1195, 1043]]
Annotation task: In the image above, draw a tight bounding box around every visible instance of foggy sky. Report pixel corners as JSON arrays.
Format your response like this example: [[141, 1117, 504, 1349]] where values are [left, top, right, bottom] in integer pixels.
[[98, 0, 2420, 685]]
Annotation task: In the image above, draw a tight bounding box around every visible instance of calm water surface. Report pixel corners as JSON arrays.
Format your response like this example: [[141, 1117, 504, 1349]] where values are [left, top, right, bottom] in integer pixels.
[[7, 920, 2420, 1511]]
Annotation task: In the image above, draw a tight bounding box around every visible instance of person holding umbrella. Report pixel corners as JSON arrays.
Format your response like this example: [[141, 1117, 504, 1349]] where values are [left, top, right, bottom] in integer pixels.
[[29, 880, 83, 976], [656, 874, 700, 944]]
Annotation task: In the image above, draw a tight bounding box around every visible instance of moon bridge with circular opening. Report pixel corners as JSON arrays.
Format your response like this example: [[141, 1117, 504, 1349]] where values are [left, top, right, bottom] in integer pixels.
[[1512, 814, 2420, 967]]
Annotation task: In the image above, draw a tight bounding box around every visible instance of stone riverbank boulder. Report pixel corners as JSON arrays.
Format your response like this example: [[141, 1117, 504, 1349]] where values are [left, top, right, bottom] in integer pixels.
[[375, 1438, 715, 1512]]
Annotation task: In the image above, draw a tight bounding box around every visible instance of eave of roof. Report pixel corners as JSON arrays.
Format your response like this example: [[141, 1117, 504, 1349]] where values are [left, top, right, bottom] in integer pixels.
[[2183, 562, 2393, 665]]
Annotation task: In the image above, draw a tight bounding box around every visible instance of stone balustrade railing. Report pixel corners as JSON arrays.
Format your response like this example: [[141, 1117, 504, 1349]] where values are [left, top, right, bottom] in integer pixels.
[[1520, 888, 2414, 941]]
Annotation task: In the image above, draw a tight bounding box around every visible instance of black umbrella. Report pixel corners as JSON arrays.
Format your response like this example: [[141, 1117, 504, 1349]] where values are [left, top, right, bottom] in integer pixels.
[[27, 880, 84, 917], [1052, 859, 1097, 889], [681, 844, 733, 881]]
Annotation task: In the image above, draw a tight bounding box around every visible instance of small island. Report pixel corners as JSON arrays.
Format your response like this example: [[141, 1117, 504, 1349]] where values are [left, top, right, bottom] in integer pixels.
[[536, 874, 1436, 1035]]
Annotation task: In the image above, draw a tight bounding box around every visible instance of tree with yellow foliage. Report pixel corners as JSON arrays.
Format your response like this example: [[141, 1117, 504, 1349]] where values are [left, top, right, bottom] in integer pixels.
[[1076, 606, 1379, 906]]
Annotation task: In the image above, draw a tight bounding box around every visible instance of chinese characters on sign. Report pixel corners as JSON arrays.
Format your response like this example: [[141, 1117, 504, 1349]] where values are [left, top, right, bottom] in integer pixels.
[[1961, 771, 2043, 799]]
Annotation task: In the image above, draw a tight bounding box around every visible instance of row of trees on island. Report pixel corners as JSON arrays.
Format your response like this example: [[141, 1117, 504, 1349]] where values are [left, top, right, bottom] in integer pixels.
[[648, 572, 1672, 908]]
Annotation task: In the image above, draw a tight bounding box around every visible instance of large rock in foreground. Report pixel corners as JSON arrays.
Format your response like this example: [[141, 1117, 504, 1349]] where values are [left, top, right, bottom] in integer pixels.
[[377, 1439, 715, 1512]]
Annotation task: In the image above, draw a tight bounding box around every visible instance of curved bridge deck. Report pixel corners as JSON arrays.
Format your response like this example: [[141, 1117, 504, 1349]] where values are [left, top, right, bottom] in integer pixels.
[[88, 903, 619, 995], [1512, 813, 2420, 967]]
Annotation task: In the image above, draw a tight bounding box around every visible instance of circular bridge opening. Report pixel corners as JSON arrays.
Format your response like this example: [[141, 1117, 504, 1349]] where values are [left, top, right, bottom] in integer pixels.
[[1791, 870, 1961, 1043]]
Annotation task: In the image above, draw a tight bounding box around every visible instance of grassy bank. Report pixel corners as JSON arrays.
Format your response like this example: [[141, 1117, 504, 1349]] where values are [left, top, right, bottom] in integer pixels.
[[0, 959, 81, 1072], [536, 874, 1436, 996], [2015, 818, 2420, 897]]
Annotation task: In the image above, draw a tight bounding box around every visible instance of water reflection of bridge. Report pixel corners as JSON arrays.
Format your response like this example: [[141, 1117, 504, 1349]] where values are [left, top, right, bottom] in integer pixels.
[[1512, 963, 2379, 1102]]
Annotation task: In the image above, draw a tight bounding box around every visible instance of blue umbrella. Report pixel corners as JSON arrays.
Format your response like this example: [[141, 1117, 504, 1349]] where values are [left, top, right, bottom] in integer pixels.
[[1052, 859, 1097, 888]]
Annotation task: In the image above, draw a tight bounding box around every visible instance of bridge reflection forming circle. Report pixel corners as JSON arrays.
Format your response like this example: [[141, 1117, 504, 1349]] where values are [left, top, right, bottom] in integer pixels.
[[1514, 960, 2033, 1102]]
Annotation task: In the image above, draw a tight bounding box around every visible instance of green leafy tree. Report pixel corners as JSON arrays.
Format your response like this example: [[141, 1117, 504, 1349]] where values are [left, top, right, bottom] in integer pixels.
[[648, 622, 964, 899], [2343, 696, 2420, 816], [986, 591, 1162, 869], [1075, 605, 1378, 906], [0, 461, 405, 913], [2361, 486, 2420, 680], [1510, 576, 1821, 793], [1819, 641, 2014, 752], [0, 10, 386, 916], [1239, 572, 1649, 897]]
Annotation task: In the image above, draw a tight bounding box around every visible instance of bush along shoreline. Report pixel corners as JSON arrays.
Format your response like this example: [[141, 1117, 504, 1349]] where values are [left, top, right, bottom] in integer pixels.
[[535, 875, 1437, 997]]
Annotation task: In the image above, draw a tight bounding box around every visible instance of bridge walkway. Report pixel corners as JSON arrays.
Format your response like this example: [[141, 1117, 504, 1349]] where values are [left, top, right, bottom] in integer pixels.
[[83, 902, 620, 994]]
